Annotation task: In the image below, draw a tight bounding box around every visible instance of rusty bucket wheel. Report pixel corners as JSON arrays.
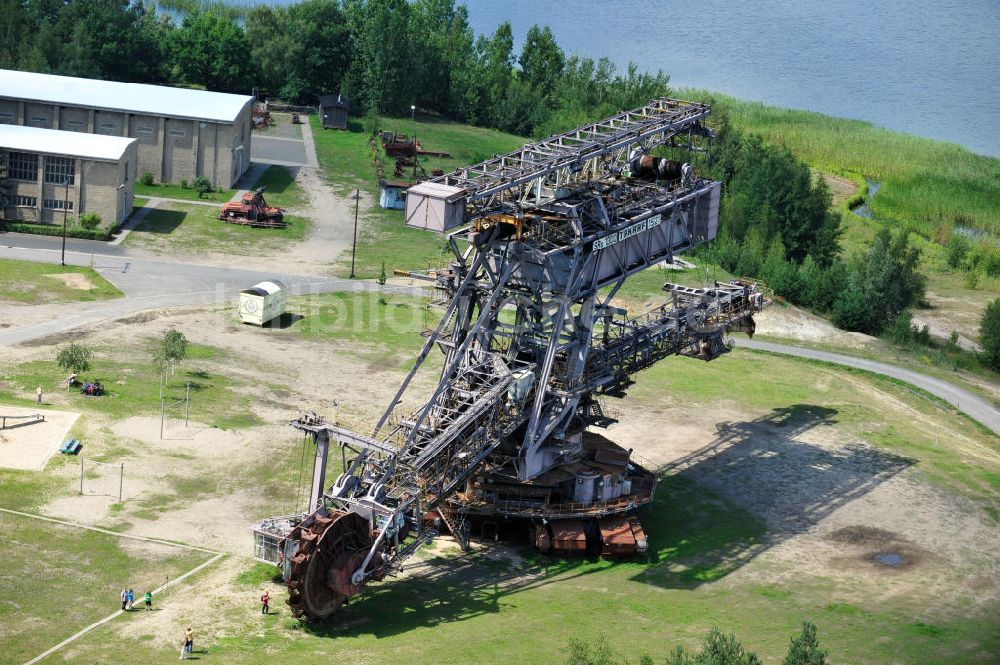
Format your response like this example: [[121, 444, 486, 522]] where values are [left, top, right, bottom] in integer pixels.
[[286, 511, 373, 619]]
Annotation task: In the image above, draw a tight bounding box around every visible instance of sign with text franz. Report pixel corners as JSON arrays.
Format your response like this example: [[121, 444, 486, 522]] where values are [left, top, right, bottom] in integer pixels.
[[593, 215, 662, 251]]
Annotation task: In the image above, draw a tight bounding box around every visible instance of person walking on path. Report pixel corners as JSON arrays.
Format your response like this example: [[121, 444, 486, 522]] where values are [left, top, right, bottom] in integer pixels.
[[127, 588, 134, 610], [143, 590, 152, 610], [120, 588, 128, 611], [36, 386, 42, 404], [260, 590, 270, 615]]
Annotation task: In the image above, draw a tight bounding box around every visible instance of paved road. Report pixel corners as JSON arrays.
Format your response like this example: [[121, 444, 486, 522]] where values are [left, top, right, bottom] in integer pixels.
[[735, 339, 1000, 436], [0, 236, 423, 347]]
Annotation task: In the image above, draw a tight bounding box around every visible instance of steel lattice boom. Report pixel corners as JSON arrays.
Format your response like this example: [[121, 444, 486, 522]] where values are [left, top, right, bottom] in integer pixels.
[[253, 98, 769, 619]]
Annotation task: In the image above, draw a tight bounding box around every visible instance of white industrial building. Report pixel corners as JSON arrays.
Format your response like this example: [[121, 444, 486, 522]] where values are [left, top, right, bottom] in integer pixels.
[[0, 124, 138, 229], [0, 69, 254, 188]]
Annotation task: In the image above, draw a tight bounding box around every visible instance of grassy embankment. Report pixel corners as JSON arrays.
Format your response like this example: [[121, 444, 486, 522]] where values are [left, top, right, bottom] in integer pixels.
[[701, 91, 1000, 299], [309, 114, 523, 279], [41, 342, 1000, 664], [0, 257, 122, 304]]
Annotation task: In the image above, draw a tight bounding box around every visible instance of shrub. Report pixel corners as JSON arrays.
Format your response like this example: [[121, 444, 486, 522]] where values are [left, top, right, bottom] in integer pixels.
[[140, 171, 155, 186], [79, 212, 102, 230], [193, 176, 213, 198], [0, 221, 111, 240], [945, 233, 971, 269], [180, 177, 189, 189]]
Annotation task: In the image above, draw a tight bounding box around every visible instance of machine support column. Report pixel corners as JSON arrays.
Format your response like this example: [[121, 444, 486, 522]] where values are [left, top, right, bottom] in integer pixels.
[[309, 431, 331, 511]]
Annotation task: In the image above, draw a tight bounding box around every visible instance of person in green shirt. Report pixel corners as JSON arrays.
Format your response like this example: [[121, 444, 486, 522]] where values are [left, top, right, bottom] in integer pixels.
[[143, 590, 152, 611]]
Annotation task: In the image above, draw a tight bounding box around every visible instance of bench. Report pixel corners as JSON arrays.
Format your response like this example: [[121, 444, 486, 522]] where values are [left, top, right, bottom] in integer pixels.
[[60, 439, 82, 455]]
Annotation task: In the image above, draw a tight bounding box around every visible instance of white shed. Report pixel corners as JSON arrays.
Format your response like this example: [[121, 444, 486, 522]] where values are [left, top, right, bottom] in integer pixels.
[[404, 181, 467, 233], [239, 280, 287, 326]]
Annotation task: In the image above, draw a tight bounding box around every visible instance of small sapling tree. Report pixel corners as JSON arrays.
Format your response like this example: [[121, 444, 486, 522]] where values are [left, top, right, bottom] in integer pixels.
[[980, 297, 1000, 371], [782, 622, 827, 665], [154, 328, 189, 377], [57, 343, 92, 375]]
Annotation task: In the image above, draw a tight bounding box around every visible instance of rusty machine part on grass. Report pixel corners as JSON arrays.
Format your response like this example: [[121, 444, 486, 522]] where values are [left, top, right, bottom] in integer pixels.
[[253, 98, 769, 619], [219, 187, 286, 228]]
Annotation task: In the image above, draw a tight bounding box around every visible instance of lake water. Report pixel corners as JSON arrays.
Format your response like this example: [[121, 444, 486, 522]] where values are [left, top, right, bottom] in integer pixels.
[[228, 0, 999, 157], [463, 0, 1000, 158]]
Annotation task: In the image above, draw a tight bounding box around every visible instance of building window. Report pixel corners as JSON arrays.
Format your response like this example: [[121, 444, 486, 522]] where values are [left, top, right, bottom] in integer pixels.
[[168, 129, 186, 138], [136, 125, 153, 135], [99, 122, 115, 130], [44, 156, 75, 185], [0, 111, 13, 123], [29, 114, 48, 124], [43, 199, 74, 211], [15, 195, 37, 207], [66, 120, 84, 129], [8, 152, 38, 181]]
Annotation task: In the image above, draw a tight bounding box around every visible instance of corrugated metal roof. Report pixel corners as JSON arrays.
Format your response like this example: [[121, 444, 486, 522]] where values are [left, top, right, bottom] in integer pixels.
[[0, 69, 253, 123], [0, 124, 135, 161]]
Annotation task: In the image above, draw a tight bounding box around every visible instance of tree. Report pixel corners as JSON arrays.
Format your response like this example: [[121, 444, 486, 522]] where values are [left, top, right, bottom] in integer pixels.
[[169, 12, 251, 92], [154, 328, 188, 376], [161, 328, 188, 365], [980, 297, 1000, 371], [782, 622, 827, 665], [57, 343, 92, 375], [519, 25, 564, 93]]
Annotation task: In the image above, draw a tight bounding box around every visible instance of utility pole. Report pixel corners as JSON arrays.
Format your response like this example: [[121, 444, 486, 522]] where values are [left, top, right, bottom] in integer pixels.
[[410, 105, 417, 180], [61, 175, 70, 266], [349, 189, 359, 279]]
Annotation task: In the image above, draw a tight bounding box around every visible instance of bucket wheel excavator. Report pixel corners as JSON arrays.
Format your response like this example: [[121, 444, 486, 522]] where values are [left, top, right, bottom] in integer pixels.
[[252, 98, 769, 619]]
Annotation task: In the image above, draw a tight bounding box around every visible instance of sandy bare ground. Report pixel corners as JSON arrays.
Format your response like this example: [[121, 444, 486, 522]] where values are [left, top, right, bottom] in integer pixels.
[[754, 303, 875, 348], [608, 373, 999, 613], [0, 406, 80, 470], [43, 272, 95, 290], [814, 170, 859, 208]]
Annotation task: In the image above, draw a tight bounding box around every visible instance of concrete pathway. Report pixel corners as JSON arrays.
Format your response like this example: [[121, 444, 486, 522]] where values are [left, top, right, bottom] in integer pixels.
[[735, 338, 1000, 436], [300, 114, 320, 168]]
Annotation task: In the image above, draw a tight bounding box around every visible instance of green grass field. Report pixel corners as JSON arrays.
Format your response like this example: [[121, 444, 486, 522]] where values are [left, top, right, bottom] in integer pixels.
[[0, 512, 210, 665], [310, 114, 524, 278], [0, 258, 122, 304], [134, 180, 238, 203], [124, 201, 310, 256], [253, 165, 306, 209]]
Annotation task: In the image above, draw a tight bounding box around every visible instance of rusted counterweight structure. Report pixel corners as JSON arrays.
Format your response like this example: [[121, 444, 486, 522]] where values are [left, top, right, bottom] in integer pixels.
[[252, 98, 768, 619]]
